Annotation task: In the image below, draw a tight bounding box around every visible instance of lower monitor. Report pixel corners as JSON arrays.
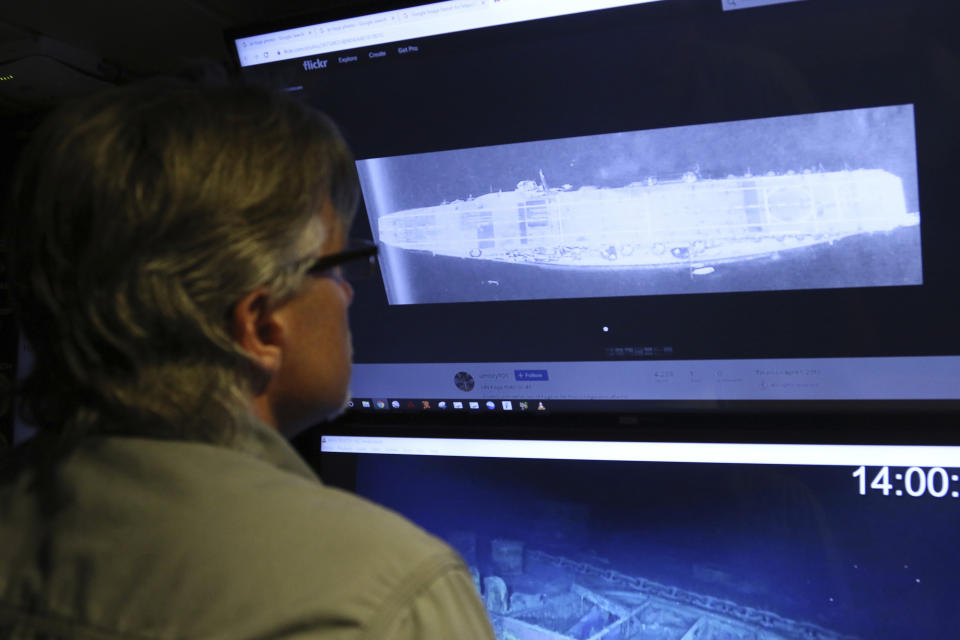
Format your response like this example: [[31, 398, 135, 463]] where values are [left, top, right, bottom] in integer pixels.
[[320, 434, 960, 639]]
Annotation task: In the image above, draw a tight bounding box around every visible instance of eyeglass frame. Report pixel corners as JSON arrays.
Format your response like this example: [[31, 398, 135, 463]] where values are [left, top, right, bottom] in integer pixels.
[[305, 238, 379, 282]]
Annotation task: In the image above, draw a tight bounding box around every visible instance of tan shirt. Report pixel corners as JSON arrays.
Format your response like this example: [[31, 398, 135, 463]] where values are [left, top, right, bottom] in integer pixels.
[[0, 425, 495, 640]]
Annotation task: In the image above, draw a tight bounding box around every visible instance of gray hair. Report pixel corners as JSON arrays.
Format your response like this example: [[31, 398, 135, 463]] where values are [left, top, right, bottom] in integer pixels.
[[8, 81, 359, 444]]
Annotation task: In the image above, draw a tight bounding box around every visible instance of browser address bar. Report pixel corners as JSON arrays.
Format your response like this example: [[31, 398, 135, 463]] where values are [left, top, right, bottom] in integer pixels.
[[277, 1, 489, 57], [235, 0, 665, 67]]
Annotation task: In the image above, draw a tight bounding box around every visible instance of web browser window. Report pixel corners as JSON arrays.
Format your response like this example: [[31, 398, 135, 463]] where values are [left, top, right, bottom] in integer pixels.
[[232, 0, 960, 413]]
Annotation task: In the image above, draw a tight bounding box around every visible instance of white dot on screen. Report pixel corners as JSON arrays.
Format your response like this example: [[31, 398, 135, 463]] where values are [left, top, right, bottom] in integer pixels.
[[602, 326, 609, 332]]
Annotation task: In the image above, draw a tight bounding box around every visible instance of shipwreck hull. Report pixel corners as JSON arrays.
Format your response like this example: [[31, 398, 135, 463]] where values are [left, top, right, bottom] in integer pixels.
[[480, 549, 857, 640], [377, 169, 916, 268]]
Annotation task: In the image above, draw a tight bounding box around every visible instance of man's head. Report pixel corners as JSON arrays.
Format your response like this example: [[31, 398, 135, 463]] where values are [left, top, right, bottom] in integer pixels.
[[9, 81, 360, 442]]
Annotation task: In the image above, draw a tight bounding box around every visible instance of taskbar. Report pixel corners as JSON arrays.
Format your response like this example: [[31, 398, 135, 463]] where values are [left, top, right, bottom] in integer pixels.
[[346, 396, 960, 417], [348, 397, 550, 414]]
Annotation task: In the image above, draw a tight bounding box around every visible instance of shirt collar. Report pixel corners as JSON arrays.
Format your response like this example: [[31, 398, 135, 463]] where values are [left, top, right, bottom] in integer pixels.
[[230, 420, 321, 483]]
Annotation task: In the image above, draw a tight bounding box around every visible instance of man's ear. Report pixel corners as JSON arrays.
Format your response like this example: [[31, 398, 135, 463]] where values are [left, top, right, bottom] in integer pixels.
[[231, 287, 283, 376]]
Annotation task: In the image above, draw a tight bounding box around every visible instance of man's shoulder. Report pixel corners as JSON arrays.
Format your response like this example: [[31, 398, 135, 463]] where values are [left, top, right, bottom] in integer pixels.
[[81, 434, 448, 561], [1, 434, 473, 639]]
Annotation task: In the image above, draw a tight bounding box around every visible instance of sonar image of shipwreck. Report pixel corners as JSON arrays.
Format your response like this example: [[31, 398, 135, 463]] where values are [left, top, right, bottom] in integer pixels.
[[465, 539, 856, 640], [376, 168, 917, 270], [361, 105, 922, 303]]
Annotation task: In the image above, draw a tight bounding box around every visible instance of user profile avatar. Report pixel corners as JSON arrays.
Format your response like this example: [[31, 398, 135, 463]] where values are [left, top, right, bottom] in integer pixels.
[[454, 371, 475, 392]]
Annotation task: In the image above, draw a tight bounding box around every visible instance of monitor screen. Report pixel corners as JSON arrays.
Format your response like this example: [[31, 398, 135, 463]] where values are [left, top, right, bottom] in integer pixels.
[[319, 433, 960, 638], [230, 0, 960, 417]]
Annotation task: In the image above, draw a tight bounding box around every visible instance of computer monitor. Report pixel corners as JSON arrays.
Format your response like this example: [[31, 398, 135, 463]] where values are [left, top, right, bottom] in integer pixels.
[[318, 432, 960, 638], [229, 0, 960, 420]]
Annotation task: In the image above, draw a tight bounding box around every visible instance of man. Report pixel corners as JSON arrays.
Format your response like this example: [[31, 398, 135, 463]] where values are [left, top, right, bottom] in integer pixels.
[[0, 82, 495, 639]]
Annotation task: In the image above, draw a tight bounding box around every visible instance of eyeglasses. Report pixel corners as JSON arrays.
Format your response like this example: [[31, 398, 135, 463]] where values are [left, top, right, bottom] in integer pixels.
[[306, 238, 379, 282]]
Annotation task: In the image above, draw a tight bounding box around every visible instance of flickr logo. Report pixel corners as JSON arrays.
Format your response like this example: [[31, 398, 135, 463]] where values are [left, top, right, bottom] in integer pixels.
[[303, 58, 328, 70]]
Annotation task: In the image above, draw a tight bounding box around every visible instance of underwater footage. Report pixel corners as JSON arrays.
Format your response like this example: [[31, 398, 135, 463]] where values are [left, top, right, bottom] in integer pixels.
[[356, 454, 959, 639]]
